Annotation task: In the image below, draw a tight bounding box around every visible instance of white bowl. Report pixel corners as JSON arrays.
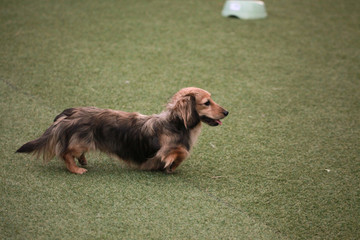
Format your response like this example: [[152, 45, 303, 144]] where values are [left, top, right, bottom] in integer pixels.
[[222, 0, 267, 20]]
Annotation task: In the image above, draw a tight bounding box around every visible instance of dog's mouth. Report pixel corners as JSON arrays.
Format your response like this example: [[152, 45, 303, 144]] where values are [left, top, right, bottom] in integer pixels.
[[200, 116, 223, 127]]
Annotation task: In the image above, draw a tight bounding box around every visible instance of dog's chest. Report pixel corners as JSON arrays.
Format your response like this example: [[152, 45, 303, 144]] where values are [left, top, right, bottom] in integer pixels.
[[189, 124, 202, 148]]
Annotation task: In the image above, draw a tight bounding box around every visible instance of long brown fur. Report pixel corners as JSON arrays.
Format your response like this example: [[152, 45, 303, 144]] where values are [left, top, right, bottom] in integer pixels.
[[16, 87, 228, 174]]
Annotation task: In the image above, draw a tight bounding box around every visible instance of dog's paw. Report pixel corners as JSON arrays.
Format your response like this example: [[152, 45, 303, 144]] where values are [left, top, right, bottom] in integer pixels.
[[71, 167, 88, 174], [165, 166, 174, 174]]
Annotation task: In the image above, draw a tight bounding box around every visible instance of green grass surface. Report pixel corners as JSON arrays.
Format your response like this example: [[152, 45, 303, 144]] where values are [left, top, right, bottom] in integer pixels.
[[1, 0, 359, 239]]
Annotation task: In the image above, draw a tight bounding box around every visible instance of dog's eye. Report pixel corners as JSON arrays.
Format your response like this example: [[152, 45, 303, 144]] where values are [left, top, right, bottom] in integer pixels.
[[204, 100, 211, 106]]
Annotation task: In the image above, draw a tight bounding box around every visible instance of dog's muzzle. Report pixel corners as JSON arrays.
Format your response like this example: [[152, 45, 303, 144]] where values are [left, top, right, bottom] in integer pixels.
[[200, 110, 229, 126]]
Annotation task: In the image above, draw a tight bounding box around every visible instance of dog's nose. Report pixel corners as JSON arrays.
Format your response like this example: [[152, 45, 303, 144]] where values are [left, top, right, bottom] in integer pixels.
[[223, 110, 229, 116]]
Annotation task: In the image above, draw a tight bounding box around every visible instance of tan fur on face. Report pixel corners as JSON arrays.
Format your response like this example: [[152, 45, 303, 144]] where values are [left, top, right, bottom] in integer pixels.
[[195, 92, 227, 121], [169, 87, 227, 122]]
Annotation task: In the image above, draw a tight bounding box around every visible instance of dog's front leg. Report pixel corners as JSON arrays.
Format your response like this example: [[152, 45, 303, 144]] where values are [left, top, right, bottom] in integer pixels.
[[162, 147, 189, 173]]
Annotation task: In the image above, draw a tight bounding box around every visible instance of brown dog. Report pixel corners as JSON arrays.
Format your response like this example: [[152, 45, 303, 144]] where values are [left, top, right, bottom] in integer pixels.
[[16, 87, 228, 174]]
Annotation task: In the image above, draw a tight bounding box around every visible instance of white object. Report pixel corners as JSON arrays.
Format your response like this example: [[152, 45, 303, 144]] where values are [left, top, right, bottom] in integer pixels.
[[222, 0, 267, 20]]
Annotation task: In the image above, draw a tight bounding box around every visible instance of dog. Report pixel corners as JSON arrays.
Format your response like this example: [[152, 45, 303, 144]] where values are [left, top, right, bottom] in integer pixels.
[[16, 87, 228, 174]]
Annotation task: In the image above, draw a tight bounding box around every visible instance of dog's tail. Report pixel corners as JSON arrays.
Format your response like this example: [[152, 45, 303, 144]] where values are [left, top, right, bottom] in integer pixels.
[[16, 108, 73, 161], [16, 127, 56, 161], [16, 108, 88, 161]]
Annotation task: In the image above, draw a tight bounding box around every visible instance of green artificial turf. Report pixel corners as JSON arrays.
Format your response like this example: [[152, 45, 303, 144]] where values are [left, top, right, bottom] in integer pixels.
[[1, 0, 359, 239]]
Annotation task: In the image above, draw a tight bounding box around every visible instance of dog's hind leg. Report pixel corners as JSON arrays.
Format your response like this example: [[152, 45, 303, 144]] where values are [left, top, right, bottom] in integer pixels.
[[77, 153, 88, 166], [163, 147, 189, 173], [63, 152, 88, 174]]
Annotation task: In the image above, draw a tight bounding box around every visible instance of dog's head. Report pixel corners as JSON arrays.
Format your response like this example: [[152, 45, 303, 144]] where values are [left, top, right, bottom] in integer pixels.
[[167, 87, 228, 128]]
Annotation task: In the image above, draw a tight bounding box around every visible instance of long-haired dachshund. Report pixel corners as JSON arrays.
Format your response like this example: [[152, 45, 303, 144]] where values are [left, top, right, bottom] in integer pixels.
[[16, 87, 228, 174]]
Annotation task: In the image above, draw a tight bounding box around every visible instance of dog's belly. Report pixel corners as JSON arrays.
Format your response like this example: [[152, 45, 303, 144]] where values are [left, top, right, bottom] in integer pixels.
[[94, 125, 161, 164], [113, 136, 161, 164]]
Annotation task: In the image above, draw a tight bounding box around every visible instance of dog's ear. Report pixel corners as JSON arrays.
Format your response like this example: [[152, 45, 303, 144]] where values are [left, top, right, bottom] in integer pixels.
[[171, 95, 199, 129]]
